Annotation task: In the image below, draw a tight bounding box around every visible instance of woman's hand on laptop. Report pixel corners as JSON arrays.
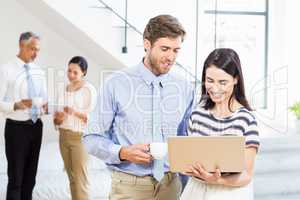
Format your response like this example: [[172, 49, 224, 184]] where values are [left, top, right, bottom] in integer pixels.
[[183, 162, 221, 184]]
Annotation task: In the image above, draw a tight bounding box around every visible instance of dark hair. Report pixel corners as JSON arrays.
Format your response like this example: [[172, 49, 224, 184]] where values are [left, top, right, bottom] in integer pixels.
[[143, 14, 186, 45], [19, 31, 40, 44], [200, 48, 252, 111], [68, 56, 88, 76]]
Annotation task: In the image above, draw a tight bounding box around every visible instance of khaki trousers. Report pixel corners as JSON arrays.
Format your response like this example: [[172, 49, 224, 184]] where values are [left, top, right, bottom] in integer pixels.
[[59, 128, 89, 200], [109, 170, 182, 200]]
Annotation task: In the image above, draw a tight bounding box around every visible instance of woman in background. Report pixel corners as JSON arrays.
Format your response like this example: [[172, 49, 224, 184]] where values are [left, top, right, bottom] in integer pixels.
[[53, 56, 96, 200], [181, 48, 259, 200]]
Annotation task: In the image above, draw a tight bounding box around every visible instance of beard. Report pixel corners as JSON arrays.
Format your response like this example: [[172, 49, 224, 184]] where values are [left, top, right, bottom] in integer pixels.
[[149, 52, 159, 69], [148, 53, 172, 75]]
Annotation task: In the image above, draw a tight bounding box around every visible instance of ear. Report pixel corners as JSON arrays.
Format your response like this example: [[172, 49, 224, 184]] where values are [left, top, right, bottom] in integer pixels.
[[19, 41, 25, 49], [234, 77, 238, 85], [143, 39, 151, 52]]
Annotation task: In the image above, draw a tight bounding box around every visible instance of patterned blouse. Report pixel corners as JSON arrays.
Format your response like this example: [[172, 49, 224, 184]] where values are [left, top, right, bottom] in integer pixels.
[[188, 105, 260, 149]]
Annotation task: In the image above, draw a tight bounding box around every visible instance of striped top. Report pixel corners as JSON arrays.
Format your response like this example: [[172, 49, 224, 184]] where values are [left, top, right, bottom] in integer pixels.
[[188, 105, 260, 149]]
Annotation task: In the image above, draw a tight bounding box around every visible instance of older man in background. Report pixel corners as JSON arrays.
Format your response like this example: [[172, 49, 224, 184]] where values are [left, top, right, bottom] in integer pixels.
[[0, 32, 47, 200]]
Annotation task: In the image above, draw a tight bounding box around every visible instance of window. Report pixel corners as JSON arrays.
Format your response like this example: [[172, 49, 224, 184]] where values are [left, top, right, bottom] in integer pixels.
[[199, 0, 268, 108]]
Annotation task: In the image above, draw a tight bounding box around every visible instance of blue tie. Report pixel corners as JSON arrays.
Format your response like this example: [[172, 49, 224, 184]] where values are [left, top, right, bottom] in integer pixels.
[[24, 64, 38, 123], [152, 81, 164, 181]]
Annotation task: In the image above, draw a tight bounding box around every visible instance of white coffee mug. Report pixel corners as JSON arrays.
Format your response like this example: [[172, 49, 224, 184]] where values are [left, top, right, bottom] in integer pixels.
[[150, 142, 168, 160], [32, 97, 43, 108]]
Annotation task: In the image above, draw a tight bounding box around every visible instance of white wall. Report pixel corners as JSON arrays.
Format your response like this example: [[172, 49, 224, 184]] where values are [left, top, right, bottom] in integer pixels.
[[254, 0, 288, 133], [286, 0, 300, 104], [0, 0, 110, 145], [108, 0, 198, 71]]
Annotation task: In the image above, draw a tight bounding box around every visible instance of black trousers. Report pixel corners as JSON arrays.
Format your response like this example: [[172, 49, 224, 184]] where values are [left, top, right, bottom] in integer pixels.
[[4, 119, 43, 200]]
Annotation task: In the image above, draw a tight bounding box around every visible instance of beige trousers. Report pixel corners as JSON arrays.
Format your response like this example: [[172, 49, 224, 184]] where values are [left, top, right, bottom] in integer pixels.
[[109, 170, 182, 200], [59, 128, 89, 200]]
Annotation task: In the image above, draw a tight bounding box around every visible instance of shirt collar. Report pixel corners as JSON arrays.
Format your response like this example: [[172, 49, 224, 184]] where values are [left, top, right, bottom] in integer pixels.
[[138, 59, 169, 88], [15, 56, 26, 67], [15, 56, 31, 69]]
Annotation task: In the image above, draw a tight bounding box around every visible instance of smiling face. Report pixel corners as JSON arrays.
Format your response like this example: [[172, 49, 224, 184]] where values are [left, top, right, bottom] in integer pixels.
[[67, 63, 85, 83], [205, 65, 238, 105], [143, 37, 182, 76]]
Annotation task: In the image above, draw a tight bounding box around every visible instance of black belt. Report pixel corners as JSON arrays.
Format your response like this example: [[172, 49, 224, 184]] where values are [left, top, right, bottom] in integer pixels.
[[6, 118, 41, 125]]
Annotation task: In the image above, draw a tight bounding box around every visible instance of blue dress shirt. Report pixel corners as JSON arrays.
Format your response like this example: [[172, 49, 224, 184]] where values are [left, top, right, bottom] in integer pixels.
[[83, 62, 195, 176]]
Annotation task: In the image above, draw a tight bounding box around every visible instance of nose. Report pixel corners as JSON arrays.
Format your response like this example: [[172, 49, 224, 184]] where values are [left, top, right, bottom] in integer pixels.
[[32, 52, 37, 58], [166, 51, 176, 61], [209, 83, 222, 93]]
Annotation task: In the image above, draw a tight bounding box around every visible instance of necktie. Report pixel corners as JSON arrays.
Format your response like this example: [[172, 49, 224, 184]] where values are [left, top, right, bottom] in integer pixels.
[[152, 80, 164, 181], [24, 64, 38, 123]]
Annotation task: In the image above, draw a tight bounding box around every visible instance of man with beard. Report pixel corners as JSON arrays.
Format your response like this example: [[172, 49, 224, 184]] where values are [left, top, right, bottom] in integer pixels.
[[83, 15, 194, 200], [0, 31, 47, 200]]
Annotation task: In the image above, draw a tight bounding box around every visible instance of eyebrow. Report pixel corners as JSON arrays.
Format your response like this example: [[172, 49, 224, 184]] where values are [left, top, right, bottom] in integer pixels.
[[206, 76, 228, 82], [161, 46, 181, 50]]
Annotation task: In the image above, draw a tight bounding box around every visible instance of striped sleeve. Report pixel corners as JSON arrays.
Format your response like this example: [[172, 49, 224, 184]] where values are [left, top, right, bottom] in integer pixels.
[[244, 118, 260, 150], [187, 115, 193, 136]]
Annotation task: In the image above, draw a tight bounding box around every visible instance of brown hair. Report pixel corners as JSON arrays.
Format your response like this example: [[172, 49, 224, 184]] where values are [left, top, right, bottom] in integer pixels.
[[143, 14, 186, 45]]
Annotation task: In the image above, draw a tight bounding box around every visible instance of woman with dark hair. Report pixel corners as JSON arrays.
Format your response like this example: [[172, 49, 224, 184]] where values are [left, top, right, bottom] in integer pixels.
[[181, 48, 259, 200], [53, 56, 96, 200]]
